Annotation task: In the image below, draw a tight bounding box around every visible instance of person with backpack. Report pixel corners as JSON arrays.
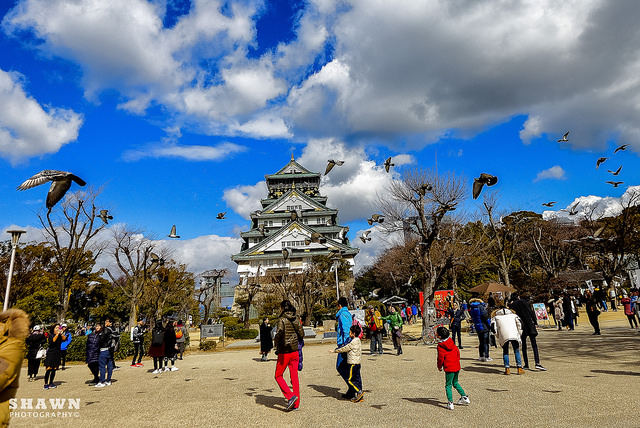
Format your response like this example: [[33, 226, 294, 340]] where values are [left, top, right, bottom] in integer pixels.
[[130, 319, 145, 367], [149, 320, 165, 374], [469, 298, 492, 362], [366, 306, 383, 355], [274, 300, 304, 411], [175, 320, 187, 360]]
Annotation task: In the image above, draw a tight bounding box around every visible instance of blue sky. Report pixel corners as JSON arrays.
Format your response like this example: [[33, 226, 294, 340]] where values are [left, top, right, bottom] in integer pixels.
[[1, 0, 640, 278]]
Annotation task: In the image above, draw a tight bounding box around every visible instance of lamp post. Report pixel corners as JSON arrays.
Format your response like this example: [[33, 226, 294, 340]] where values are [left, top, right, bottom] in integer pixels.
[[4, 230, 26, 312], [331, 258, 340, 300]]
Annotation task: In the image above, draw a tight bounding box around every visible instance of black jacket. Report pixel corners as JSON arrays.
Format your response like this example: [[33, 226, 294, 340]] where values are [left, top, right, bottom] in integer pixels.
[[85, 332, 100, 364], [25, 332, 46, 359], [510, 298, 537, 336]]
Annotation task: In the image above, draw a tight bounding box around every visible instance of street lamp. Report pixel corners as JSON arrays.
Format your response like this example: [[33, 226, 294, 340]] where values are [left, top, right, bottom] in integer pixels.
[[4, 230, 26, 312]]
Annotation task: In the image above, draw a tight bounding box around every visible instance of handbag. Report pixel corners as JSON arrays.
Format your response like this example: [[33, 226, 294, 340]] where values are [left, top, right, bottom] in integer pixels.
[[36, 347, 46, 359]]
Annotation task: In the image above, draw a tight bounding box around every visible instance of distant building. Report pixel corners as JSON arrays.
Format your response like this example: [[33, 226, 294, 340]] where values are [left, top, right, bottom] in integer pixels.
[[231, 156, 359, 310]]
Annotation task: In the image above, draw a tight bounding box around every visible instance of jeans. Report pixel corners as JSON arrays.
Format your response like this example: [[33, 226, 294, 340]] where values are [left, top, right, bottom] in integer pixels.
[[98, 349, 113, 383], [132, 342, 144, 365], [451, 325, 462, 347], [275, 351, 300, 408], [369, 330, 383, 354], [477, 330, 490, 358], [502, 340, 522, 368], [520, 332, 540, 367], [564, 313, 574, 330]]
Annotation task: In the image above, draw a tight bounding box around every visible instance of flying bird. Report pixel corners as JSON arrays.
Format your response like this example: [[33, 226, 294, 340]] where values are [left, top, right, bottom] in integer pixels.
[[168, 225, 180, 239], [324, 160, 344, 175], [17, 170, 87, 211], [542, 201, 556, 207], [606, 181, 623, 188], [568, 203, 579, 216], [472, 173, 498, 199], [257, 224, 266, 236], [97, 210, 113, 224], [596, 157, 608, 169], [305, 232, 326, 245], [216, 212, 226, 220], [148, 252, 165, 271], [607, 165, 622, 176], [383, 157, 394, 173], [360, 230, 372, 244], [338, 226, 350, 242], [614, 144, 628, 154], [367, 214, 384, 225], [557, 131, 570, 143]]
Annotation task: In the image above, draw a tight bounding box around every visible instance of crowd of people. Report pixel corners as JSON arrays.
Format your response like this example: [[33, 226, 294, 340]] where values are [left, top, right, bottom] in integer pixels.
[[23, 317, 188, 390]]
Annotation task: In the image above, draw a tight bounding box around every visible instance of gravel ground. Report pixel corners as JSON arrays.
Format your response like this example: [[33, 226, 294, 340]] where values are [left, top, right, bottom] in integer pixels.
[[11, 310, 639, 428]]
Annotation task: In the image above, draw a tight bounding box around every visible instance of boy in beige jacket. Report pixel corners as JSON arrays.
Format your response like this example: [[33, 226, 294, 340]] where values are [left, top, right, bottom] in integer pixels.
[[329, 325, 364, 402]]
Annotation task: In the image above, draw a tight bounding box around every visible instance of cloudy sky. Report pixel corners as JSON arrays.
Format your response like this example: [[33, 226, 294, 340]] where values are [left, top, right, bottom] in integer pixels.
[[2, 0, 640, 280]]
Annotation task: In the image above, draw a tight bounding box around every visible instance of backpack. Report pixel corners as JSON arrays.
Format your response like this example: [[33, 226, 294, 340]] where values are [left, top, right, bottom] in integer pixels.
[[152, 329, 164, 346], [175, 328, 183, 339]]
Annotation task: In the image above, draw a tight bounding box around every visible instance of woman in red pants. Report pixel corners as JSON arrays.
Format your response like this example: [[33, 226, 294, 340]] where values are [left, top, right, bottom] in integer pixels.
[[274, 300, 304, 411]]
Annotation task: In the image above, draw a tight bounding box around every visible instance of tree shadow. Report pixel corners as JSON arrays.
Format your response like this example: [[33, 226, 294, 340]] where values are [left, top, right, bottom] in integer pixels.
[[402, 397, 446, 408], [307, 384, 342, 399], [591, 369, 640, 376], [254, 394, 287, 411], [486, 388, 509, 393], [462, 366, 503, 375]]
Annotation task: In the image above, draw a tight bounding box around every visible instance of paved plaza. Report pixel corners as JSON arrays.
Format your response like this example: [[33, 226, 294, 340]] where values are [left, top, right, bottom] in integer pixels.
[[11, 311, 639, 428]]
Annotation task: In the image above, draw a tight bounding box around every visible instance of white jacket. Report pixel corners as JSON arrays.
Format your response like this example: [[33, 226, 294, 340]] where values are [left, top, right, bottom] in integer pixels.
[[491, 309, 522, 347]]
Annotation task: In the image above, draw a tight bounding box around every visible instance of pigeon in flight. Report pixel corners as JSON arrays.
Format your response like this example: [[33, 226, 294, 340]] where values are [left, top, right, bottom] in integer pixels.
[[17, 170, 87, 211], [568, 203, 579, 216], [606, 181, 623, 188], [98, 210, 113, 224], [607, 165, 622, 176], [305, 232, 326, 245], [216, 212, 226, 220], [148, 252, 165, 271], [367, 214, 385, 225], [557, 131, 570, 142], [359, 230, 372, 244], [542, 201, 556, 207], [168, 225, 180, 239], [324, 160, 344, 175], [596, 157, 608, 169], [338, 226, 349, 242], [257, 224, 266, 236], [472, 173, 498, 199], [613, 144, 628, 154], [384, 157, 394, 173]]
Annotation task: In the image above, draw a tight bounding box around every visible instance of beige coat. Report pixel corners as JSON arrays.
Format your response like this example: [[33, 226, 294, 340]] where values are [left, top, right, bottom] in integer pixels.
[[335, 337, 362, 365], [0, 309, 29, 428]]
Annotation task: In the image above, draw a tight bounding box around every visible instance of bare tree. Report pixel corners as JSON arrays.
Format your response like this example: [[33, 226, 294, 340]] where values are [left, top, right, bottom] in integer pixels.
[[38, 188, 109, 322], [378, 166, 466, 325], [105, 226, 160, 328], [196, 269, 228, 322]]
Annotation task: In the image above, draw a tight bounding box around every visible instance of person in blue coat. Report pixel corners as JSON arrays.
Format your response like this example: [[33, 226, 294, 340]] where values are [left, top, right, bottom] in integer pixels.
[[335, 297, 354, 399], [468, 298, 492, 362], [60, 324, 72, 370]]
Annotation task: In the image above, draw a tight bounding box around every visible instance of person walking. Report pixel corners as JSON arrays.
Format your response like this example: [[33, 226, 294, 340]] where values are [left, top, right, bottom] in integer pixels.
[[561, 293, 574, 330], [86, 323, 101, 384], [274, 300, 304, 412], [43, 324, 66, 390], [149, 320, 165, 374], [329, 324, 364, 403], [175, 320, 187, 360], [436, 326, 470, 410], [491, 307, 524, 375], [469, 298, 492, 362], [163, 321, 178, 372], [584, 291, 601, 335], [621, 295, 638, 328], [59, 323, 72, 370], [553, 297, 564, 330], [608, 287, 618, 311], [447, 302, 465, 349], [95, 318, 115, 387], [130, 319, 145, 367], [509, 294, 546, 371], [366, 306, 383, 355], [382, 306, 403, 356], [25, 325, 46, 382], [259, 318, 273, 361], [411, 303, 418, 324]]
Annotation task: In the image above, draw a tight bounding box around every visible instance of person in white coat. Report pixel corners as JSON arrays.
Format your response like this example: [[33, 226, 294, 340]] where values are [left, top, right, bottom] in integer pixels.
[[491, 308, 524, 375]]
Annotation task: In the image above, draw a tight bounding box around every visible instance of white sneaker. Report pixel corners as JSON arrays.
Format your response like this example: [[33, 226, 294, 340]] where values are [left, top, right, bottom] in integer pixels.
[[447, 402, 454, 410], [105, 381, 112, 386], [479, 357, 486, 362], [164, 367, 170, 372], [152, 369, 161, 374], [95, 383, 106, 388], [485, 357, 493, 362], [457, 396, 470, 405], [170, 367, 178, 372]]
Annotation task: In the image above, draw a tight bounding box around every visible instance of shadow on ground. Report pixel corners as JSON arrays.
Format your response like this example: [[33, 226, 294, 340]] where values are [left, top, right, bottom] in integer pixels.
[[308, 384, 342, 399], [402, 397, 445, 408]]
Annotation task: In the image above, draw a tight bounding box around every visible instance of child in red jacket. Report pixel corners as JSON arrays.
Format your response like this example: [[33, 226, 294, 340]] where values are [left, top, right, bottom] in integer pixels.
[[436, 326, 470, 410]]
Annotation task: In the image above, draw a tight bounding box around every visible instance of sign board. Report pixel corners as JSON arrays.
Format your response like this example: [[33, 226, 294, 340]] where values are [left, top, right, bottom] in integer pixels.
[[200, 324, 224, 338], [349, 309, 365, 328], [532, 303, 549, 321], [434, 290, 454, 317]]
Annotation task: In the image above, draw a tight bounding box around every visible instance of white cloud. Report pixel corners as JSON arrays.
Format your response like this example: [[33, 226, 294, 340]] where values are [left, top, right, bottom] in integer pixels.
[[222, 181, 267, 220], [533, 165, 566, 182], [543, 185, 640, 222], [160, 234, 242, 278], [351, 225, 402, 274], [122, 142, 247, 162], [0, 69, 82, 163]]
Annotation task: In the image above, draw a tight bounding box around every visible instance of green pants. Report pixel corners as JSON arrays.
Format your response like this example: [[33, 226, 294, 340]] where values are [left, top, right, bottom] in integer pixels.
[[444, 371, 465, 402]]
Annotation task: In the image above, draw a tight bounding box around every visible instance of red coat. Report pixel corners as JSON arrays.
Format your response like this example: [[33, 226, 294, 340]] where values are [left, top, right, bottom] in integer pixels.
[[621, 297, 633, 316], [437, 337, 461, 373]]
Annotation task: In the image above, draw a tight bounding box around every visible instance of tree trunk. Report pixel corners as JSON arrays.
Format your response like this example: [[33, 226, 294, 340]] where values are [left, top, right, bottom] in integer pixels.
[[129, 300, 138, 329]]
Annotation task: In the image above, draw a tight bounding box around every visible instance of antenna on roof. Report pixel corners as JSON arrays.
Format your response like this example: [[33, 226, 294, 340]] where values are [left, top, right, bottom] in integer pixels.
[[291, 153, 294, 161]]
